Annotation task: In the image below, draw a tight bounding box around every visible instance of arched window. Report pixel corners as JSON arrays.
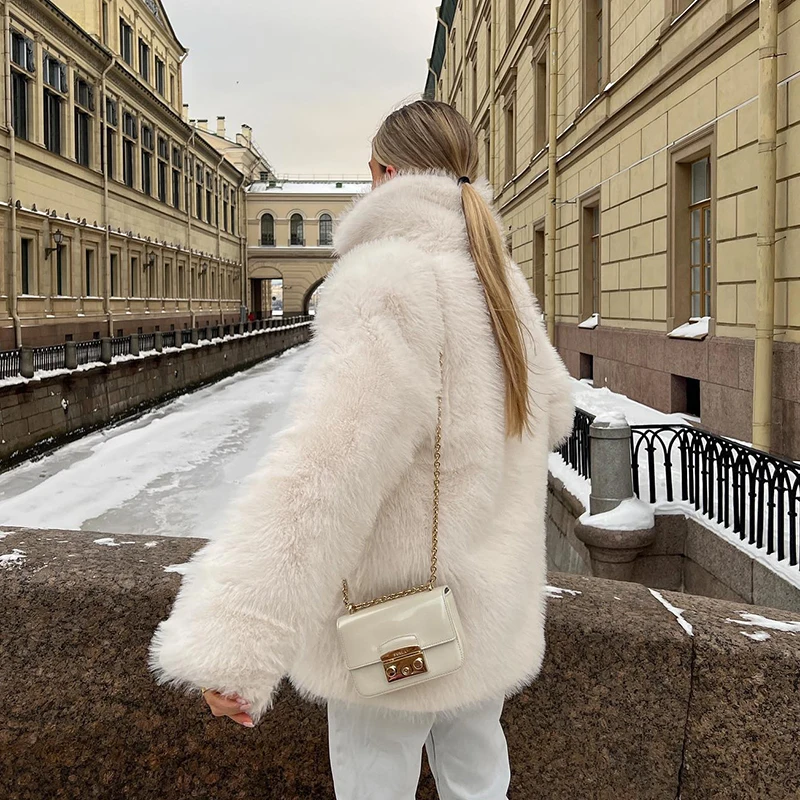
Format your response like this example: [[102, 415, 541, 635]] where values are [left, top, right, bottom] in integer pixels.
[[319, 213, 333, 246], [260, 213, 275, 246], [290, 213, 304, 246]]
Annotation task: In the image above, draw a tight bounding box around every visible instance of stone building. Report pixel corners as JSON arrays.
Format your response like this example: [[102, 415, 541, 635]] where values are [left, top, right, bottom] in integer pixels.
[[426, 0, 800, 457], [246, 179, 369, 317], [1, 0, 252, 348]]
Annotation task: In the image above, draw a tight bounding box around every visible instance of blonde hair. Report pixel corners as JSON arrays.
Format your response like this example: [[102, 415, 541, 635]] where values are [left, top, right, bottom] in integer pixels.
[[373, 100, 530, 438]]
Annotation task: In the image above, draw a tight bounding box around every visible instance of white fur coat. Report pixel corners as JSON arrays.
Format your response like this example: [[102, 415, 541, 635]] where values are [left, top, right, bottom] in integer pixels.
[[149, 173, 575, 722]]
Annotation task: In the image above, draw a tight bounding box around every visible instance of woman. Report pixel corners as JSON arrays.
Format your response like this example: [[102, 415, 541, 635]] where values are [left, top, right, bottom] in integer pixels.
[[149, 100, 574, 799]]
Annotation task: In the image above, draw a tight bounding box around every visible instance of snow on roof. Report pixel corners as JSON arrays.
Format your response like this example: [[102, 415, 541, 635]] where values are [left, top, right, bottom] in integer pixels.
[[248, 181, 371, 195]]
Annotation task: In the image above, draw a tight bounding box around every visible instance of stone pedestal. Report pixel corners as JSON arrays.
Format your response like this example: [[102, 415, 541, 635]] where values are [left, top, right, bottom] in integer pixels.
[[100, 337, 112, 364], [575, 522, 656, 582], [64, 342, 78, 370]]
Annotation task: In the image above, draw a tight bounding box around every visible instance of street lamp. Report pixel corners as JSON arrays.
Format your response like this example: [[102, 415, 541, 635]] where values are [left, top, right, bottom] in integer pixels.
[[45, 229, 64, 260], [144, 251, 157, 270]]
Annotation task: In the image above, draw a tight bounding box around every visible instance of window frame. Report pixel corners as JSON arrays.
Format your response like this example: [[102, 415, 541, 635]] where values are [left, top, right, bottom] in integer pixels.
[[581, 0, 611, 107], [119, 19, 133, 66], [260, 213, 275, 246], [579, 193, 602, 321], [319, 213, 333, 246], [290, 213, 305, 246]]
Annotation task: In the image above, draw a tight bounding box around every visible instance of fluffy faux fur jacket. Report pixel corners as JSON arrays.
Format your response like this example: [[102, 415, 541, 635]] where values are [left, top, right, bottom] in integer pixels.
[[149, 172, 575, 723]]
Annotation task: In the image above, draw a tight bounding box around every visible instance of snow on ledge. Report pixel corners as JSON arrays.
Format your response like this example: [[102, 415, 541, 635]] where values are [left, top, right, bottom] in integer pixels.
[[546, 585, 582, 599], [548, 453, 590, 511], [668, 316, 710, 340], [725, 612, 800, 634], [579, 497, 655, 531], [649, 588, 694, 636], [592, 411, 628, 428], [578, 313, 600, 329]]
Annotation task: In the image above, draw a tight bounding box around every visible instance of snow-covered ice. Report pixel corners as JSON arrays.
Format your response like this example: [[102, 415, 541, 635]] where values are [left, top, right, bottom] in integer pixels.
[[0, 346, 310, 538]]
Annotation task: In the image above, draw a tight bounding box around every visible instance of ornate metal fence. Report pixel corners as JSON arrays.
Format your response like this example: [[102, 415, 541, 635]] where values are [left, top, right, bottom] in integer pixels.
[[162, 332, 177, 349], [139, 333, 156, 352], [32, 345, 65, 372], [75, 341, 102, 366], [110, 337, 130, 358], [631, 425, 800, 568], [0, 349, 20, 379]]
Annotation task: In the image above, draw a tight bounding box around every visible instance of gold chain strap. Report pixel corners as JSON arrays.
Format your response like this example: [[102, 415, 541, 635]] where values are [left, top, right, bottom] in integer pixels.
[[342, 353, 444, 614]]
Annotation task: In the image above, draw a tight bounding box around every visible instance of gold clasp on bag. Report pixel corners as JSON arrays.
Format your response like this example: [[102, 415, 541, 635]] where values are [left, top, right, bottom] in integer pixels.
[[380, 647, 428, 683]]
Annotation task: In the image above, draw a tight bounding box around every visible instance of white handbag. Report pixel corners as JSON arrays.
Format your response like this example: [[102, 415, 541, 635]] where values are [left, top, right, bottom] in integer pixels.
[[336, 356, 465, 698]]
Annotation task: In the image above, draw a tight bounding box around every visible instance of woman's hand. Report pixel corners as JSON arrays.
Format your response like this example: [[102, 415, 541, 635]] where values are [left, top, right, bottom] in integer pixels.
[[202, 689, 254, 727]]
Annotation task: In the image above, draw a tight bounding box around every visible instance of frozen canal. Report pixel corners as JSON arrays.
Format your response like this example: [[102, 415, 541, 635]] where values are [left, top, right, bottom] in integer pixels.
[[0, 346, 310, 538]]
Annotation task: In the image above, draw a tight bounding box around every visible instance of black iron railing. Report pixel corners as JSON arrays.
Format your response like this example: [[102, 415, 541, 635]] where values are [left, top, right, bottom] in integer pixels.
[[32, 344, 65, 372], [559, 408, 594, 479], [139, 333, 156, 351], [0, 349, 20, 379], [110, 337, 130, 358], [0, 316, 312, 378], [76, 341, 102, 365], [631, 425, 800, 568]]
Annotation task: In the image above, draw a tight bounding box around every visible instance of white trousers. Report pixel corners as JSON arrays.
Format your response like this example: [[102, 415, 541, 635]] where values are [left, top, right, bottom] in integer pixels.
[[327, 696, 510, 800]]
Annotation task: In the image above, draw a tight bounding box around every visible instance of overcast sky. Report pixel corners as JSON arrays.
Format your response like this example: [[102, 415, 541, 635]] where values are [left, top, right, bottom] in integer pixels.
[[164, 0, 438, 177]]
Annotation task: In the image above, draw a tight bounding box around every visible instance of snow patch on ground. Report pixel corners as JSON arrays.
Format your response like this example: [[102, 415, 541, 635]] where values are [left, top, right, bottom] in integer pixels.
[[143, 541, 159, 548], [548, 453, 590, 510], [164, 563, 190, 574], [546, 585, 582, 599], [725, 612, 800, 633], [580, 497, 655, 531], [649, 588, 694, 636], [0, 549, 26, 568], [741, 631, 772, 642]]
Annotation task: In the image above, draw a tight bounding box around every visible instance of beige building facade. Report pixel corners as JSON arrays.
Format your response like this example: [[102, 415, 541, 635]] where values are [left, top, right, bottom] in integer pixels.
[[246, 180, 369, 317], [1, 0, 256, 348], [427, 0, 800, 457]]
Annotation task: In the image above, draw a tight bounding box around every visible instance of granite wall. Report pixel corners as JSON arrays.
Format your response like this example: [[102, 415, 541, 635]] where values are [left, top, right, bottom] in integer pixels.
[[0, 323, 311, 467], [1, 527, 798, 799]]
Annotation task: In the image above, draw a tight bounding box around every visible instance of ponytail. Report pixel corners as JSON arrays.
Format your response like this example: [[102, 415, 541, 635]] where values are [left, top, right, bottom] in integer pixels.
[[373, 99, 531, 438], [460, 183, 531, 438]]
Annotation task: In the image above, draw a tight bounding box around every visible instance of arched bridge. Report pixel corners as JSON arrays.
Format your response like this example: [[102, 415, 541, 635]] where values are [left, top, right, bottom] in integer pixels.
[[247, 248, 332, 316]]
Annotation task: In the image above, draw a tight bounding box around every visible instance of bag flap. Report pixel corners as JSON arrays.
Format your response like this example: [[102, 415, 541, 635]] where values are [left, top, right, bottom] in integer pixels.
[[337, 586, 458, 670]]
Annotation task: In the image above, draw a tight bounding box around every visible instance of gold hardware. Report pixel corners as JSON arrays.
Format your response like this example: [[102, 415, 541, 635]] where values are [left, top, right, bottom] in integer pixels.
[[380, 647, 428, 683], [341, 353, 444, 613]]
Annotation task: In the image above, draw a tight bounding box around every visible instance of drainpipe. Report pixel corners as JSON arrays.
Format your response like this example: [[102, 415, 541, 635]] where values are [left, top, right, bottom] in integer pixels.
[[489, 0, 497, 188], [752, 0, 778, 452], [545, 0, 560, 344], [185, 128, 196, 327], [4, 3, 22, 347], [238, 172, 247, 317], [100, 57, 114, 336], [215, 152, 224, 325]]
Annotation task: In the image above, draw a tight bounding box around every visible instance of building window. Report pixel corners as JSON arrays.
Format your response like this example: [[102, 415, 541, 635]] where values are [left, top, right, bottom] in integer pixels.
[[21, 237, 33, 295], [138, 38, 150, 82], [195, 163, 203, 220], [155, 57, 165, 96], [74, 76, 94, 168], [485, 23, 492, 92], [230, 197, 236, 235], [507, 0, 515, 44], [119, 19, 133, 65], [178, 264, 185, 296], [141, 124, 153, 196], [290, 214, 304, 246], [102, 2, 109, 44], [205, 172, 212, 225], [130, 256, 139, 297], [104, 98, 117, 179], [483, 128, 491, 182], [689, 157, 712, 318], [471, 52, 478, 115], [85, 250, 95, 297], [43, 54, 67, 155], [164, 261, 172, 297], [580, 199, 601, 320], [10, 31, 34, 141], [504, 99, 515, 183], [223, 186, 229, 232], [56, 243, 67, 296], [169, 75, 175, 103], [533, 42, 548, 154], [260, 213, 275, 246], [172, 147, 182, 210], [582, 0, 609, 103], [157, 136, 168, 203], [123, 112, 137, 188], [110, 253, 118, 296], [319, 213, 333, 246]]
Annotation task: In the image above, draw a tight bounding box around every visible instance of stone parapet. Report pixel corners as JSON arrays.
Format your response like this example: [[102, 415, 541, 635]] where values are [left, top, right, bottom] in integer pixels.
[[0, 324, 311, 468], [2, 528, 799, 798]]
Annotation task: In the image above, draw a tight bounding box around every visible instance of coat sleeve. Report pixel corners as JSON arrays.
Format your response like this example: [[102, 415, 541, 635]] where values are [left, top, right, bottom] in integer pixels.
[[148, 242, 441, 723]]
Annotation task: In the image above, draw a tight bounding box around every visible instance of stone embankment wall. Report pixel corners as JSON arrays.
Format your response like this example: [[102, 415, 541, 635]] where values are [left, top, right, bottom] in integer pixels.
[[0, 324, 311, 467], [547, 475, 800, 613], [1, 527, 798, 799]]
